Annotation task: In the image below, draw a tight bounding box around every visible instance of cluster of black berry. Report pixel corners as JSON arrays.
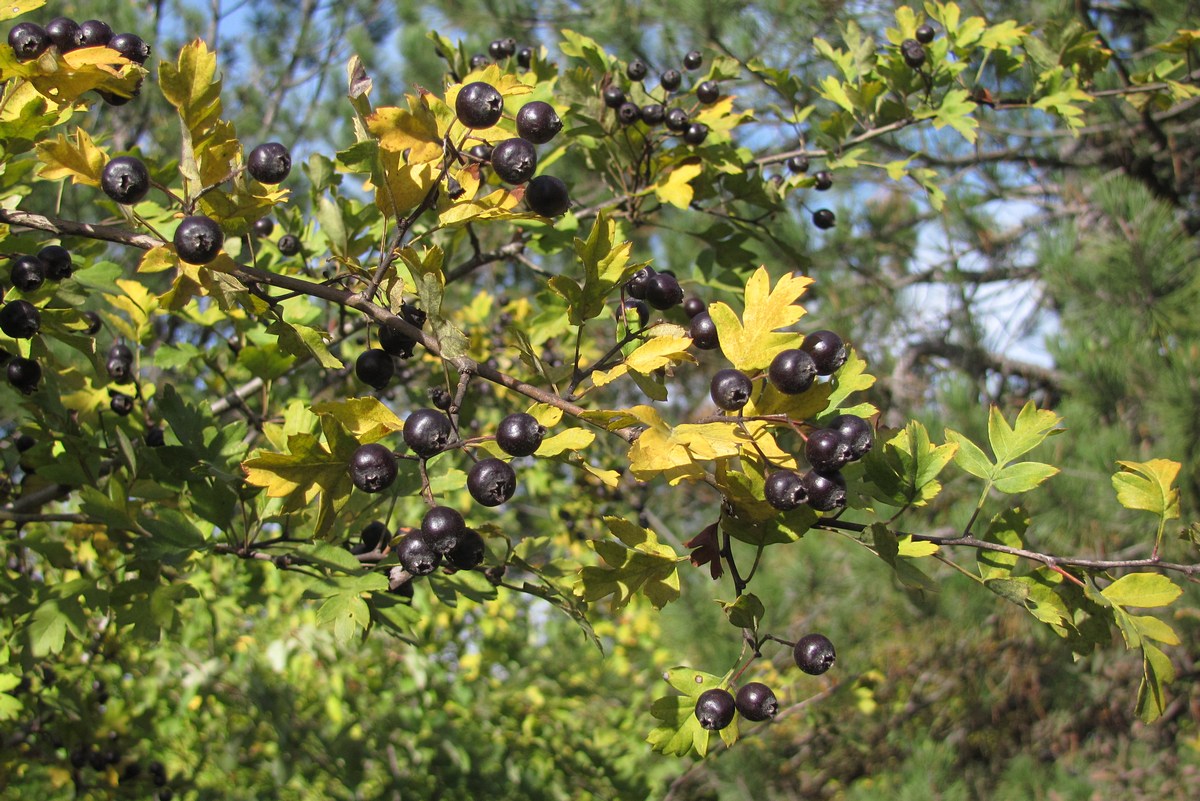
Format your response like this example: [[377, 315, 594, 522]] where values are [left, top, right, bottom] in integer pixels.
[[353, 304, 428, 390], [901, 23, 936, 69], [7, 17, 152, 105], [250, 218, 301, 257], [602, 48, 718, 147], [469, 37, 538, 71], [2, 245, 72, 393]]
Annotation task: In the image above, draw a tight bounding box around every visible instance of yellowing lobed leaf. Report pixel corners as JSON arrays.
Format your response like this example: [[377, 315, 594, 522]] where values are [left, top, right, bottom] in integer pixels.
[[365, 95, 441, 160], [591, 335, 695, 387], [36, 127, 105, 186], [654, 159, 703, 209], [707, 266, 812, 372], [1111, 459, 1181, 520], [574, 516, 681, 612], [310, 398, 405, 440], [160, 40, 223, 136]]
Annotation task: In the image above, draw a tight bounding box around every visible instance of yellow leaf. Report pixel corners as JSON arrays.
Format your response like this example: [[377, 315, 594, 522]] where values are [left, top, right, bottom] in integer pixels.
[[706, 266, 812, 371], [375, 157, 437, 218], [311, 397, 405, 439], [897, 536, 939, 557], [593, 334, 696, 387], [62, 45, 130, 70], [35, 128, 105, 186], [654, 159, 703, 210], [365, 94, 442, 159], [138, 246, 176, 274], [536, 428, 596, 457], [0, 1, 47, 23]]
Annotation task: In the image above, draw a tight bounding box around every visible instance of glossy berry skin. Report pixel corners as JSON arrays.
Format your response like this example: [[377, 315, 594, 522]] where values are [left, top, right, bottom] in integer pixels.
[[517, 46, 533, 68], [379, 325, 416, 358], [110, 393, 134, 416], [247, 142, 291, 184], [355, 348, 394, 390], [683, 123, 709, 145], [469, 53, 488, 70], [901, 39, 926, 69], [467, 143, 493, 163], [101, 156, 151, 205], [277, 234, 301, 256], [8, 23, 50, 61], [252, 218, 274, 237], [109, 33, 150, 64], [0, 300, 40, 339], [348, 443, 398, 493], [787, 155, 809, 173], [689, 311, 719, 350], [768, 348, 817, 394], [801, 330, 847, 375], [490, 138, 537, 185], [806, 428, 852, 473], [515, 101, 562, 144], [106, 346, 134, 383], [735, 682, 779, 722], [617, 102, 640, 126], [621, 298, 649, 328], [804, 470, 847, 512], [694, 688, 736, 731], [487, 39, 511, 60], [358, 521, 388, 553], [78, 20, 113, 47], [467, 457, 517, 507], [497, 412, 545, 457], [446, 528, 486, 570], [403, 408, 452, 458], [10, 256, 45, 293], [695, 80, 719, 104], [525, 175, 570, 217], [813, 171, 833, 191], [82, 311, 102, 335], [794, 633, 837, 675], [664, 107, 689, 133], [174, 215, 224, 265], [430, 387, 452, 411], [38, 246, 73, 280], [682, 296, 706, 318], [625, 266, 656, 300], [627, 58, 647, 81], [456, 81, 504, 129], [828, 413, 874, 460], [812, 209, 835, 230], [46, 18, 84, 52], [421, 506, 466, 554], [6, 357, 41, 394], [765, 470, 807, 511], [683, 49, 703, 70], [645, 272, 683, 310], [640, 103, 665, 126], [397, 532, 440, 576], [601, 85, 626, 109], [915, 23, 936, 44], [710, 368, 753, 411], [660, 69, 682, 91]]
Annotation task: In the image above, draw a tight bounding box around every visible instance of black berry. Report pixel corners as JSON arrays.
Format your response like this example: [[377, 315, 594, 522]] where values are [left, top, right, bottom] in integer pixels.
[[828, 414, 874, 460], [664, 107, 689, 133], [710, 368, 753, 411], [430, 387, 452, 410], [660, 69, 682, 91], [146, 427, 165, 447], [6, 357, 40, 394], [617, 101, 640, 125], [640, 104, 665, 126], [787, 155, 809, 173], [525, 175, 571, 217], [625, 266, 656, 300], [627, 58, 647, 81], [106, 342, 134, 383], [78, 20, 113, 48], [683, 50, 703, 70], [277, 234, 301, 256], [110, 392, 134, 416], [357, 520, 388, 553], [765, 470, 808, 511], [247, 142, 291, 184], [515, 101, 562, 144], [812, 209, 835, 229], [82, 311, 102, 335], [38, 246, 72, 280], [767, 348, 817, 394], [683, 123, 709, 145], [735, 682, 778, 722], [396, 531, 440, 576], [516, 46, 533, 68], [602, 85, 626, 109], [348, 443, 398, 493], [468, 143, 493, 163], [467, 457, 517, 507], [45, 18, 84, 53], [403, 408, 452, 458], [456, 81, 504, 129], [694, 688, 736, 730], [101, 156, 151, 205], [682, 296, 706, 318], [801, 330, 847, 375], [421, 505, 466, 554], [488, 39, 512, 60], [490, 138, 537, 184], [496, 412, 545, 457], [901, 39, 926, 69], [253, 218, 274, 237], [689, 311, 719, 350], [108, 33, 150, 64], [0, 300, 40, 339], [9, 255, 45, 293], [804, 470, 846, 512], [8, 22, 49, 61], [174, 215, 224, 265], [446, 527, 486, 570], [355, 348, 394, 390], [379, 325, 416, 358], [622, 298, 649, 327], [794, 633, 836, 675], [915, 24, 936, 44], [813, 171, 833, 191], [695, 80, 719, 104], [645, 272, 683, 310], [806, 428, 852, 473], [469, 54, 488, 70]]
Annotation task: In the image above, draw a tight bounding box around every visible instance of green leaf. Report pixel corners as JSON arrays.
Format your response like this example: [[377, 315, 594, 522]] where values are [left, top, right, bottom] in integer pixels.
[[647, 695, 711, 758], [317, 593, 370, 644], [862, 421, 956, 507], [946, 429, 994, 479], [1111, 459, 1181, 520], [988, 401, 1061, 466], [992, 461, 1058, 493], [1101, 573, 1182, 608], [720, 594, 765, 629], [574, 516, 682, 611], [664, 667, 725, 697], [1135, 644, 1174, 723], [977, 508, 1027, 580]]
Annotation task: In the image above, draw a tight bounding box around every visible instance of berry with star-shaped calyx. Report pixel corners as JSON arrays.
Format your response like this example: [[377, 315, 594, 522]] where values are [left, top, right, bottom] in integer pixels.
[[710, 368, 753, 411], [694, 688, 735, 730], [348, 443, 398, 493], [277, 234, 301, 256], [735, 683, 778, 722], [794, 633, 836, 675], [403, 408, 452, 458], [38, 246, 72, 281], [110, 392, 134, 416], [9, 256, 45, 293], [768, 348, 817, 394], [421, 506, 467, 554], [446, 528, 486, 570], [689, 312, 719, 350], [496, 412, 545, 457], [828, 413, 874, 460], [804, 469, 846, 512], [108, 33, 150, 64], [8, 22, 50, 61], [764, 470, 807, 511], [174, 215, 224, 265], [515, 101, 562, 144], [660, 69, 682, 91], [0, 300, 40, 339], [247, 142, 291, 184], [467, 457, 516, 507], [101, 156, 151, 205], [456, 81, 504, 129], [806, 428, 852, 473], [490, 138, 537, 184], [78, 20, 113, 47], [617, 101, 640, 126], [801, 329, 847, 375], [397, 531, 440, 576]]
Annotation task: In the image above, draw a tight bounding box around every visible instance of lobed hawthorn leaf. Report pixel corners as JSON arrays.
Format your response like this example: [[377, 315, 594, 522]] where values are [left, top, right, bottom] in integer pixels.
[[365, 94, 442, 162], [551, 210, 639, 325], [654, 159, 703, 210], [590, 334, 696, 388], [1111, 459, 1181, 521], [0, 1, 46, 24], [311, 397, 405, 440], [574, 516, 682, 612], [977, 508, 1028, 580], [35, 127, 105, 186], [707, 266, 812, 373], [862, 421, 957, 508], [1101, 573, 1182, 609], [1135, 643, 1174, 723]]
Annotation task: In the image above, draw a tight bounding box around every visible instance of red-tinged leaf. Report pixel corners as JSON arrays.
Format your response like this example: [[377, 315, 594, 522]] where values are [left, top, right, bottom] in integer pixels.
[[684, 522, 723, 580]]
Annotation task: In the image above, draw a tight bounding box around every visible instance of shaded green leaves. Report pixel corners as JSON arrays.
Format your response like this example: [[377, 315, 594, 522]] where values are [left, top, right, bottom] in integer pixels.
[[648, 667, 728, 757], [548, 210, 638, 325], [862, 421, 957, 508], [575, 516, 682, 611]]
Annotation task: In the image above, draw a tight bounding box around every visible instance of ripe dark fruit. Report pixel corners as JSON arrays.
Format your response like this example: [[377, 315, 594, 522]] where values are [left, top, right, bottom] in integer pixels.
[[689, 311, 719, 350], [901, 39, 926, 69], [660, 69, 682, 91], [801, 330, 847, 375], [622, 298, 649, 327], [765, 470, 808, 511], [487, 39, 509, 60], [787, 155, 809, 173], [469, 54, 488, 70], [10, 256, 46, 293], [355, 348, 394, 390], [403, 408, 453, 458], [517, 46, 533, 68], [468, 143, 493, 163], [794, 633, 837, 675], [683, 50, 703, 70], [813, 171, 833, 191], [710, 368, 753, 411], [804, 470, 847, 512], [645, 272, 684, 310], [78, 20, 114, 47], [525, 175, 571, 217], [8, 22, 50, 61], [694, 688, 736, 731], [6, 357, 40, 394], [806, 428, 852, 473], [46, 18, 84, 52], [828, 413, 874, 460], [640, 103, 665, 126], [617, 101, 640, 125], [430, 387, 452, 411], [421, 506, 467, 554], [664, 107, 689, 133], [101, 156, 151, 205], [277, 234, 301, 256], [348, 443, 398, 493], [768, 348, 817, 394], [455, 81, 504, 129], [0, 300, 40, 339], [396, 532, 440, 576], [446, 528, 486, 570], [110, 393, 134, 416], [146, 427, 165, 447], [253, 218, 274, 237], [627, 58, 647, 81], [109, 33, 150, 64], [358, 521, 388, 553], [174, 215, 224, 265], [497, 412, 545, 457], [515, 101, 562, 144], [379, 326, 416, 359], [467, 457, 517, 507], [106, 346, 134, 383], [38, 246, 72, 280], [247, 142, 291, 184], [915, 23, 936, 44], [15, 433, 35, 452], [735, 683, 779, 722], [82, 311, 102, 335], [812, 208, 836, 230], [683, 296, 706, 318], [490, 138, 537, 184], [683, 123, 709, 145], [696, 80, 719, 104], [602, 84, 626, 109], [625, 266, 656, 300]]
